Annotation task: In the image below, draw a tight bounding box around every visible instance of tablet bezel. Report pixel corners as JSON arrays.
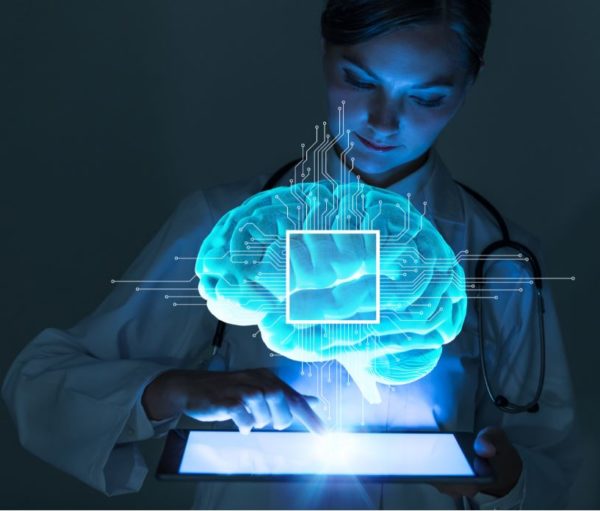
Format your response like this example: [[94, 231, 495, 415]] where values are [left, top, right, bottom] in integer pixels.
[[156, 428, 494, 484]]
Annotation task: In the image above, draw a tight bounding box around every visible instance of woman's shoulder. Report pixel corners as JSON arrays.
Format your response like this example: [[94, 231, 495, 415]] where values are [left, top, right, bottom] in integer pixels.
[[457, 183, 543, 257], [174, 171, 272, 224], [142, 172, 274, 254], [426, 154, 543, 257]]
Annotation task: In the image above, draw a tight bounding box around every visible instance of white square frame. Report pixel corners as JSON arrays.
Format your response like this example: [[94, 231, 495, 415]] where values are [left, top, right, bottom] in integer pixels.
[[285, 229, 380, 325]]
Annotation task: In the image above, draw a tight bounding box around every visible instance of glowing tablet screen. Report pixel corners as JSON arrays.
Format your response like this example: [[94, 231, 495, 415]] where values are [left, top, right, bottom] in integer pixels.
[[178, 431, 474, 476]]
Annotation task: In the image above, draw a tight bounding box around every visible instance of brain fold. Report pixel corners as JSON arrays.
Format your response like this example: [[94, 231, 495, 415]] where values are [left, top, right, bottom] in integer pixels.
[[196, 182, 467, 403]]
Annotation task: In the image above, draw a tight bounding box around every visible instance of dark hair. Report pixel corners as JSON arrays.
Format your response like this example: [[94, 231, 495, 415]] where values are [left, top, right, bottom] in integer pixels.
[[321, 0, 492, 76]]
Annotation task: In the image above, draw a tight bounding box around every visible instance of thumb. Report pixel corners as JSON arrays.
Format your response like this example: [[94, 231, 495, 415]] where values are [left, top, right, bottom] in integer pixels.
[[474, 426, 506, 458]]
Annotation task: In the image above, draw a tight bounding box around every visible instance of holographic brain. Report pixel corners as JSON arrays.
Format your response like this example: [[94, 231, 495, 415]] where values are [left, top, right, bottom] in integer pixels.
[[196, 181, 467, 403]]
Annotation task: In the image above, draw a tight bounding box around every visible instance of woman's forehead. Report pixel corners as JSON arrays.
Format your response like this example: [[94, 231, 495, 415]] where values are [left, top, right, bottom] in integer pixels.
[[327, 24, 468, 84]]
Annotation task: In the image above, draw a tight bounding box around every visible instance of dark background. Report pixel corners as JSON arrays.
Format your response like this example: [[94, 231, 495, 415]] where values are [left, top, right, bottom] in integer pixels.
[[1, 0, 599, 508]]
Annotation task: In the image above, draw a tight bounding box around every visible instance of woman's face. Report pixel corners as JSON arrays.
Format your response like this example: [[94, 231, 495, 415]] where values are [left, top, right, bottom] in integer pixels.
[[323, 23, 474, 181]]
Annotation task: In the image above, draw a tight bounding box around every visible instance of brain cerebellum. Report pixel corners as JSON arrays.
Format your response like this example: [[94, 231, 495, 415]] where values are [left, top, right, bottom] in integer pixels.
[[196, 182, 467, 403]]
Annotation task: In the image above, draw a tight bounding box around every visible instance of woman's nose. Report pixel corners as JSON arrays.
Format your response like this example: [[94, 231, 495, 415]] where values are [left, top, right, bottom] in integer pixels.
[[367, 96, 402, 136]]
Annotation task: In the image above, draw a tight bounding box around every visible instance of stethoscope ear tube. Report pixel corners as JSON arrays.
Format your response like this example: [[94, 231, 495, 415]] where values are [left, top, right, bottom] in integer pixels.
[[474, 240, 543, 290], [475, 241, 546, 414], [458, 181, 546, 413]]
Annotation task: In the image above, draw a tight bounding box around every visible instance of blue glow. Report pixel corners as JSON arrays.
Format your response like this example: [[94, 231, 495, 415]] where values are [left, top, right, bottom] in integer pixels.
[[287, 230, 379, 322], [196, 181, 467, 403], [179, 431, 474, 476]]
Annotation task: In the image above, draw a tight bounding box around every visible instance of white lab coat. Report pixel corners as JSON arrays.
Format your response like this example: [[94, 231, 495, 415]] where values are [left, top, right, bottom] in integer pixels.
[[2, 149, 581, 509]]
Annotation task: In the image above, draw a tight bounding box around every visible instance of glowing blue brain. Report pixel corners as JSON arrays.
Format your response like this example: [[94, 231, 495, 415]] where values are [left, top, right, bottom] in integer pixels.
[[196, 182, 467, 403]]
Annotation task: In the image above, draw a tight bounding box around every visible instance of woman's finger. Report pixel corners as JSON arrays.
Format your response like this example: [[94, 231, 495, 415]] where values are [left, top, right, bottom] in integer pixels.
[[289, 393, 326, 435], [226, 401, 255, 435], [302, 394, 322, 406], [474, 426, 506, 457], [241, 388, 272, 429], [263, 388, 294, 430], [253, 370, 325, 434]]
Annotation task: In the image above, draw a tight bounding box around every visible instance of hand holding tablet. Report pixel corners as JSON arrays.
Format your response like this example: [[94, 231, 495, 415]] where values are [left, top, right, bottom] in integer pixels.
[[434, 426, 522, 498], [148, 369, 504, 489]]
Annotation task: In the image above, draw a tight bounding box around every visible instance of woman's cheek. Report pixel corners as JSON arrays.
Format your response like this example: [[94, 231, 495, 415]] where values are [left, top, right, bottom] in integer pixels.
[[408, 106, 457, 142], [327, 86, 369, 130]]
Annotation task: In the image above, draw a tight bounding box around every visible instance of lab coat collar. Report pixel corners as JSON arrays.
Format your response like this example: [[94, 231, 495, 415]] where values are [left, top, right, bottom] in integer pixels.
[[421, 150, 466, 226], [324, 147, 466, 226]]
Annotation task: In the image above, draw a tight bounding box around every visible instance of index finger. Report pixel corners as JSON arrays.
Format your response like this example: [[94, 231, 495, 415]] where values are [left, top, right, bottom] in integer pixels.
[[288, 393, 326, 435], [252, 369, 327, 434]]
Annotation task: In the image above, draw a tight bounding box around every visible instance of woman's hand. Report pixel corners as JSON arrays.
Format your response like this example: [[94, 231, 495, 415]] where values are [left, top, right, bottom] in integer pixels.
[[434, 426, 523, 499], [142, 368, 326, 435]]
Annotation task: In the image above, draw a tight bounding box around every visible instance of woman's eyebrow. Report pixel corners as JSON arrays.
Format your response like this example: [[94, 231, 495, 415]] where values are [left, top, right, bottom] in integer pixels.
[[341, 55, 455, 89], [411, 79, 455, 89], [341, 55, 381, 80]]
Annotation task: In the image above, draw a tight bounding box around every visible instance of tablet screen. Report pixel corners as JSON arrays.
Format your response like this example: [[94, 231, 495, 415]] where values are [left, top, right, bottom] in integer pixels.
[[178, 431, 475, 477]]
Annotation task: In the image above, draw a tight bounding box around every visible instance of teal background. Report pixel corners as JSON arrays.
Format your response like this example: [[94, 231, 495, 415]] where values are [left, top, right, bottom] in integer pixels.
[[1, 0, 598, 508]]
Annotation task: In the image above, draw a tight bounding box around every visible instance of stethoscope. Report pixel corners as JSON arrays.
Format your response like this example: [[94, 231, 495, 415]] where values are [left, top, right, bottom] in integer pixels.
[[211, 157, 545, 414]]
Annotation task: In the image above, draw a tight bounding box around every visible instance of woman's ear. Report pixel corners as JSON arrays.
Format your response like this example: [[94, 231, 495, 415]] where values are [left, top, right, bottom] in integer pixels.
[[464, 65, 482, 91], [455, 70, 478, 110]]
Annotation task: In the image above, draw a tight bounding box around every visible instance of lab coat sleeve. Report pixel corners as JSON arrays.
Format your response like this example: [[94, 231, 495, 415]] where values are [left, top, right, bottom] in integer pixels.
[[1, 190, 217, 496], [115, 383, 181, 445], [470, 245, 582, 509]]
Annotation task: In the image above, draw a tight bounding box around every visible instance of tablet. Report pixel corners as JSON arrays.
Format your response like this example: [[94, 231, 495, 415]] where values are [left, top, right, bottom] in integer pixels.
[[157, 429, 494, 483]]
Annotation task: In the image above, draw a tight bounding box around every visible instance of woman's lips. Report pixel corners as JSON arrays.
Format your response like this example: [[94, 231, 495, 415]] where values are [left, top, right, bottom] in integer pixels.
[[356, 133, 399, 152]]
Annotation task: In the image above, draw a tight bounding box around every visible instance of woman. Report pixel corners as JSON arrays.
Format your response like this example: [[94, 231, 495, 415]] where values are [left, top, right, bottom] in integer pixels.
[[2, 0, 580, 509]]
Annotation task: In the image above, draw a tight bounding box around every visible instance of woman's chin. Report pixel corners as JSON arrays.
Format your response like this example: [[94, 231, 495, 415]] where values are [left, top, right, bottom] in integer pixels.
[[354, 145, 431, 175]]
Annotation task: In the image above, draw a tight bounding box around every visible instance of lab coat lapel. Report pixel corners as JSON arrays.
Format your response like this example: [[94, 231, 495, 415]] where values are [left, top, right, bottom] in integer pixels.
[[422, 151, 468, 257]]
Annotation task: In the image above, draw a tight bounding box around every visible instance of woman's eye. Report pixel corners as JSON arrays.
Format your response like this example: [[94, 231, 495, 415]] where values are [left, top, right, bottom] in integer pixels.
[[411, 96, 445, 108], [343, 70, 376, 90]]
